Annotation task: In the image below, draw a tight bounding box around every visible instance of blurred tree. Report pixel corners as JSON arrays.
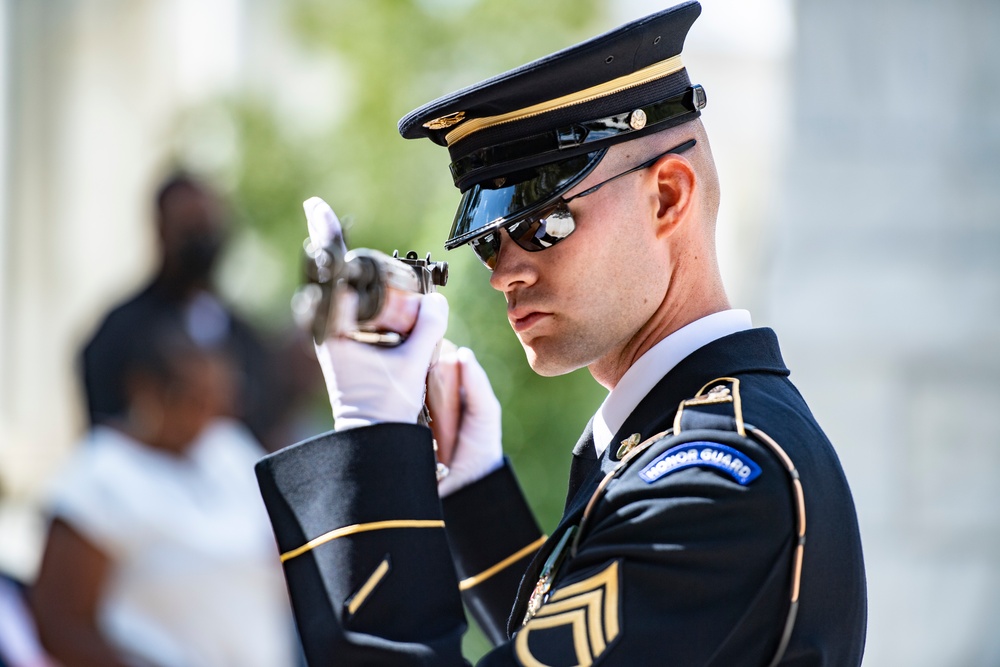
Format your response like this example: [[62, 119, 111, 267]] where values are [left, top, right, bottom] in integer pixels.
[[196, 0, 608, 658]]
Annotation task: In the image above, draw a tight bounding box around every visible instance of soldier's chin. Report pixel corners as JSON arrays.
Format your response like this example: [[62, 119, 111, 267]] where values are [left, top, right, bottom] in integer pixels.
[[521, 342, 582, 377]]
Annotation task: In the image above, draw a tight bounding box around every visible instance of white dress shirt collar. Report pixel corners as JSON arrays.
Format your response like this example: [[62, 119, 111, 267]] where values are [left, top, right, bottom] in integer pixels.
[[592, 309, 752, 456]]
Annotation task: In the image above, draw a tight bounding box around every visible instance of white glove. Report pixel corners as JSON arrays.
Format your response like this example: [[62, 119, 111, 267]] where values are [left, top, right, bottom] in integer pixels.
[[304, 196, 449, 430], [315, 293, 448, 430], [437, 347, 504, 497]]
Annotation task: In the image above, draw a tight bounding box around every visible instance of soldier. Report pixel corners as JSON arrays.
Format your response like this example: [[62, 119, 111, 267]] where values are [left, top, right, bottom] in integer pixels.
[[256, 2, 867, 665]]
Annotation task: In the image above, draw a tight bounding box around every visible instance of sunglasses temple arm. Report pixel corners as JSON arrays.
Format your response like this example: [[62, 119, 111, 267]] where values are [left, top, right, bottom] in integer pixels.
[[563, 139, 697, 203]]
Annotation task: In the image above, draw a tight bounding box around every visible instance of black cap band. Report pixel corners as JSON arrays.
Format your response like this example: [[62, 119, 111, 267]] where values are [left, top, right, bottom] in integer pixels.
[[449, 85, 706, 186]]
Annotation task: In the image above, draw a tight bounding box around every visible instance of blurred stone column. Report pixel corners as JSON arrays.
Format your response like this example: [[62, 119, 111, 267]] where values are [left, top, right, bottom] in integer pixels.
[[0, 0, 170, 577], [765, 0, 1000, 664], [0, 0, 244, 578]]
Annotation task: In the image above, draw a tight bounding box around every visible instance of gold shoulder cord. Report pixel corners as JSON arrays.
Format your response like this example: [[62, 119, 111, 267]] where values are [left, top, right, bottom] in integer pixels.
[[570, 377, 806, 667]]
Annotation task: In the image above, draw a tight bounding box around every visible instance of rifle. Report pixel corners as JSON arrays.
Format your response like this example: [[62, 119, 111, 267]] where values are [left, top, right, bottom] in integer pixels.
[[291, 204, 458, 477], [293, 240, 448, 346]]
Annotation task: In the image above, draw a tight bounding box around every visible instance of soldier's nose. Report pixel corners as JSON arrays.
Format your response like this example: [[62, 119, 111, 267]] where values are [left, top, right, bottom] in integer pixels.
[[489, 230, 538, 293]]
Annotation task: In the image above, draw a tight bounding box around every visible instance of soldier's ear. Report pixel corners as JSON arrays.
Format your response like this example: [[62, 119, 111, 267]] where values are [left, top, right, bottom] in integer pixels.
[[650, 154, 696, 239]]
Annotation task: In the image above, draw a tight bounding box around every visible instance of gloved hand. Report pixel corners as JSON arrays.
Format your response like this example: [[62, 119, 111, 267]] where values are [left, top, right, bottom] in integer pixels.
[[315, 294, 448, 430], [436, 347, 504, 497], [304, 197, 449, 430]]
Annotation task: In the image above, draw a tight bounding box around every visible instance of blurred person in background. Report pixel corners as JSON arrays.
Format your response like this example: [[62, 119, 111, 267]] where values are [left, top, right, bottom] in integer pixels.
[[80, 172, 302, 452], [32, 322, 297, 667]]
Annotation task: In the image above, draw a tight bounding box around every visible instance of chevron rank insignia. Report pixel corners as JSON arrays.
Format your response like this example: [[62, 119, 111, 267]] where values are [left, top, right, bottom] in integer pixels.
[[514, 560, 621, 667]]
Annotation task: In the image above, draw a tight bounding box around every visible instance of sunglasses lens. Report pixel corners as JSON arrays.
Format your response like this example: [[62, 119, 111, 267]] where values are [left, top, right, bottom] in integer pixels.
[[471, 232, 501, 270], [470, 204, 578, 270], [508, 203, 576, 251]]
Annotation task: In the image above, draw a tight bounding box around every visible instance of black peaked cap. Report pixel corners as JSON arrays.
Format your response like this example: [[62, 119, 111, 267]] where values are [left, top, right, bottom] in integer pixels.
[[399, 2, 704, 192]]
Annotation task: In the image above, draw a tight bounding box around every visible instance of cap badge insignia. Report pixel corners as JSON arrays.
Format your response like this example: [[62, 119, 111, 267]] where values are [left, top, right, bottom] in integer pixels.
[[423, 111, 467, 130], [629, 109, 647, 130]]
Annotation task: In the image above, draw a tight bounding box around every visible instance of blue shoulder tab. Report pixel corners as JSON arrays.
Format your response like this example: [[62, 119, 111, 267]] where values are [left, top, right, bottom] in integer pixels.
[[638, 441, 761, 486]]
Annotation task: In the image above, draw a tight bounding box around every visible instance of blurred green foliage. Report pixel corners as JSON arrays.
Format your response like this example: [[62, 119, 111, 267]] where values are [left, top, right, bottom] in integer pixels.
[[204, 0, 611, 658]]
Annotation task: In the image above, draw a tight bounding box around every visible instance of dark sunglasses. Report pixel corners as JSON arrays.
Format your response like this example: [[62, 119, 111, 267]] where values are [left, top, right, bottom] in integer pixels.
[[469, 139, 697, 270]]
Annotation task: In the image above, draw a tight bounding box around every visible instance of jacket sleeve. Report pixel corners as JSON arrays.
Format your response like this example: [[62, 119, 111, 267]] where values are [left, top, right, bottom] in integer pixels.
[[255, 423, 469, 666], [441, 462, 544, 646]]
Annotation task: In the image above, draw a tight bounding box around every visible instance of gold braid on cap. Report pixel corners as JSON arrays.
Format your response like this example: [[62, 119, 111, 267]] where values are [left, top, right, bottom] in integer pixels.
[[442, 55, 684, 146]]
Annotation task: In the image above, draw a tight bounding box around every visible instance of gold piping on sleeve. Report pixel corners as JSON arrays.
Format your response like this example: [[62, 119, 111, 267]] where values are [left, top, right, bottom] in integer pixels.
[[458, 535, 548, 591], [346, 557, 390, 616], [444, 55, 684, 146], [280, 520, 445, 563]]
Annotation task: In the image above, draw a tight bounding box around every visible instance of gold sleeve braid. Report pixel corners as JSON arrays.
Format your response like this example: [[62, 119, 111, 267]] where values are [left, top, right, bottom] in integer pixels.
[[280, 519, 445, 563], [458, 535, 548, 591]]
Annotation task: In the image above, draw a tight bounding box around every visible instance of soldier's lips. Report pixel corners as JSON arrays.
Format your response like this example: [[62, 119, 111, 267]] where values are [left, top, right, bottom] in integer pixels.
[[509, 310, 551, 333]]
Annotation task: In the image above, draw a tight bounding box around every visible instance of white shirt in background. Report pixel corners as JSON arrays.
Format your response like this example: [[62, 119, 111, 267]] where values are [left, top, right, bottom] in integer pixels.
[[49, 419, 296, 667]]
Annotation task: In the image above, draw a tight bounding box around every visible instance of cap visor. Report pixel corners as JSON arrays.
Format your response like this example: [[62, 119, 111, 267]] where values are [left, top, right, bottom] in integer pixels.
[[446, 149, 606, 249]]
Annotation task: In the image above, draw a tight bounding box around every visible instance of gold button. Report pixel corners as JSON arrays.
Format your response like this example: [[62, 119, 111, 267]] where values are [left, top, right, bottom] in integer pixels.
[[629, 109, 647, 130]]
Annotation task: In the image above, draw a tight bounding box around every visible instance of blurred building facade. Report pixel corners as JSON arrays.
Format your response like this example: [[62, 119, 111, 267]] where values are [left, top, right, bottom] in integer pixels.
[[766, 1, 1000, 664], [0, 0, 997, 664]]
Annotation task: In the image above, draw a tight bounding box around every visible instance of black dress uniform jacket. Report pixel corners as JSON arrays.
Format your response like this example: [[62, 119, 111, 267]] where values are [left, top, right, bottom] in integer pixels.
[[256, 328, 867, 665]]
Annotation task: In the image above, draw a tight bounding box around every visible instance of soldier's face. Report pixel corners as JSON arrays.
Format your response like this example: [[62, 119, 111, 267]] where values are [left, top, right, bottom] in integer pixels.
[[489, 150, 671, 381]]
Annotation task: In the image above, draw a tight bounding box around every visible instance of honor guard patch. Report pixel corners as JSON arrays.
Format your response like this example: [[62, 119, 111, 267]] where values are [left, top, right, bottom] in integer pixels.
[[639, 441, 761, 486]]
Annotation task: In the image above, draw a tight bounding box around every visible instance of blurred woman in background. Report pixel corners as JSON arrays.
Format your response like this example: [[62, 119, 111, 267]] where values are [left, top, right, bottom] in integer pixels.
[[31, 324, 297, 667]]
